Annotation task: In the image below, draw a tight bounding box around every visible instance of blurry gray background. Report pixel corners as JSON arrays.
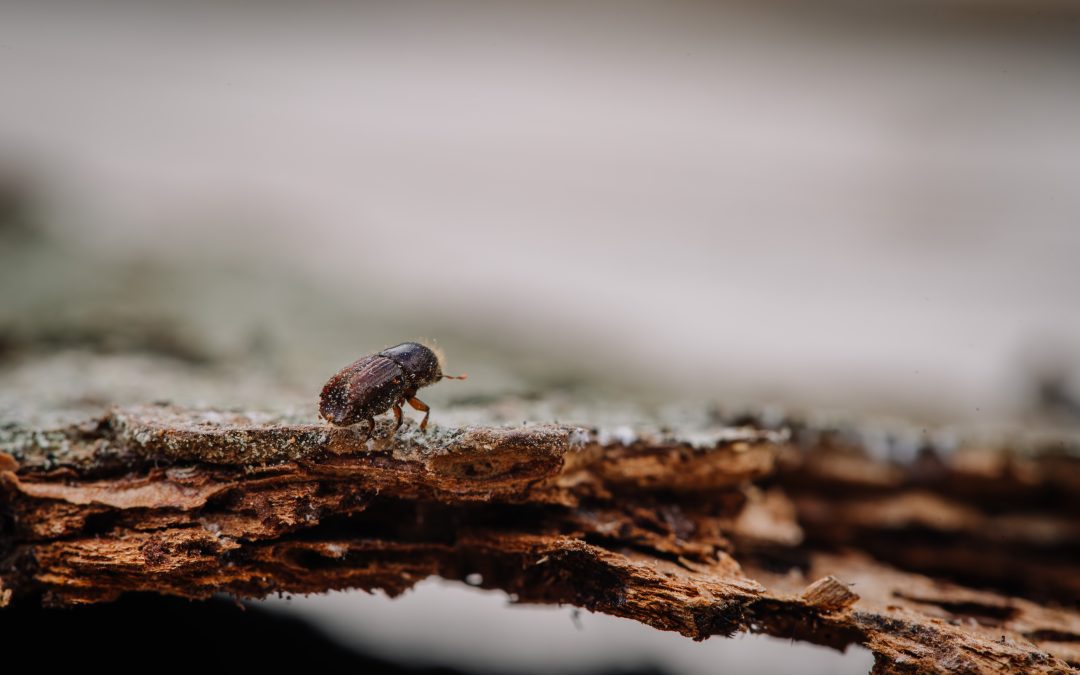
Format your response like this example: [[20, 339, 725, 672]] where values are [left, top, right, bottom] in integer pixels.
[[2, 2, 1079, 672], [3, 1, 1080, 424]]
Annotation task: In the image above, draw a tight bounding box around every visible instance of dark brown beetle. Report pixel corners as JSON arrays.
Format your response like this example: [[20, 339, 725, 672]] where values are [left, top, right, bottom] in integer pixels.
[[319, 342, 465, 434]]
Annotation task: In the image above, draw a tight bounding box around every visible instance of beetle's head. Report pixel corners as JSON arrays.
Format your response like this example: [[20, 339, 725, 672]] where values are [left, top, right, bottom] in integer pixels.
[[382, 342, 442, 385]]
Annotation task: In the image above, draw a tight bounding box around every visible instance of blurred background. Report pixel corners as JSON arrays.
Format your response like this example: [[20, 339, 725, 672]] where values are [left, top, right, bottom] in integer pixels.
[[2, 1, 1079, 672], [4, 0, 1080, 422]]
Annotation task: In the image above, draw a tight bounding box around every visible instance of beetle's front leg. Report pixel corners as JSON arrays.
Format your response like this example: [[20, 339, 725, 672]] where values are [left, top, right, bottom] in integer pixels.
[[407, 397, 430, 431]]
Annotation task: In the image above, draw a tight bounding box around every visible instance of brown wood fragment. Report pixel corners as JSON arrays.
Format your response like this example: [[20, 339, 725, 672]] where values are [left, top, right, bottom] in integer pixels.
[[801, 575, 860, 612], [0, 452, 16, 472]]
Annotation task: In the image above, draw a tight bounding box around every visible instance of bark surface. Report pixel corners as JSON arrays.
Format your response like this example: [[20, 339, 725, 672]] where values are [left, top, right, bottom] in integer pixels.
[[3, 393, 1078, 674]]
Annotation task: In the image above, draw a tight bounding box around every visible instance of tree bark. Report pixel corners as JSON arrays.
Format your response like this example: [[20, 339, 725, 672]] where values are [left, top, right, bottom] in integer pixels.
[[3, 395, 1078, 673]]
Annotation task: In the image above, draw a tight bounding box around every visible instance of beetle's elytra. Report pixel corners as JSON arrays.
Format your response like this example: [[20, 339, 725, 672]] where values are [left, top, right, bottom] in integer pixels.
[[319, 342, 465, 434]]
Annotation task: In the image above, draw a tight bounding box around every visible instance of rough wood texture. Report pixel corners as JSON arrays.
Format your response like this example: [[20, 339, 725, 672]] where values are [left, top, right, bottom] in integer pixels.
[[2, 400, 1078, 674], [775, 420, 1080, 603]]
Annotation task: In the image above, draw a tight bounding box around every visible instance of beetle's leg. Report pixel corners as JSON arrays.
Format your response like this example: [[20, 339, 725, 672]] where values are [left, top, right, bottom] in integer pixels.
[[407, 397, 431, 431], [392, 402, 403, 430], [365, 418, 375, 438]]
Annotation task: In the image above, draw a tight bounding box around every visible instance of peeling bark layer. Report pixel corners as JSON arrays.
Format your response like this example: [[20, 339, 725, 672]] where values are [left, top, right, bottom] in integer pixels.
[[776, 424, 1080, 603]]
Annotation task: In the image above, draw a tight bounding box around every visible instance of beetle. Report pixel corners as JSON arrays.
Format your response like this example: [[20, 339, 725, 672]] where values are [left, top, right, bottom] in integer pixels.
[[319, 342, 466, 434]]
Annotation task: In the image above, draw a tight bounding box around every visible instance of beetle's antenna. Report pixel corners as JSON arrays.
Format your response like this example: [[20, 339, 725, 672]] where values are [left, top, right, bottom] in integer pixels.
[[441, 374, 468, 380]]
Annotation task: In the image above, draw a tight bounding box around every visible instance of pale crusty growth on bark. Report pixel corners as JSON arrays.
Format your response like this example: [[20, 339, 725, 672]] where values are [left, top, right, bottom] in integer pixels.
[[2, 402, 1079, 674]]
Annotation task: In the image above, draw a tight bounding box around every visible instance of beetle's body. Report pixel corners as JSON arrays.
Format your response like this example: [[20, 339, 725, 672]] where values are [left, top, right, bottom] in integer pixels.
[[320, 354, 411, 425], [319, 342, 461, 433]]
